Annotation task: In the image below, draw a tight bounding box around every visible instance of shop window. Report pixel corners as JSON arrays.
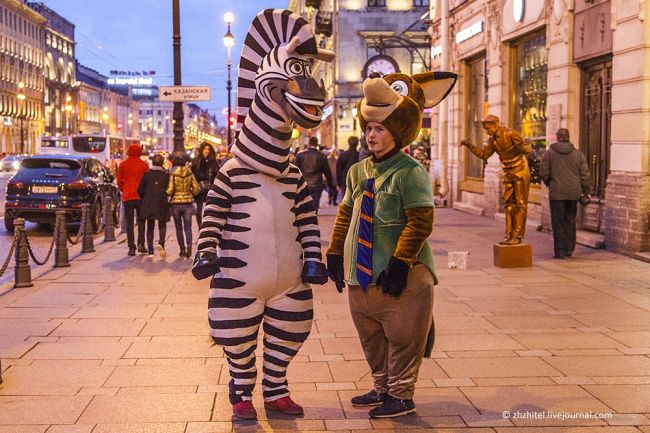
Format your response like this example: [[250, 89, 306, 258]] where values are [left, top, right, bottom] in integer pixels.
[[413, 0, 429, 6], [368, 0, 386, 6], [511, 32, 547, 184], [464, 55, 487, 181]]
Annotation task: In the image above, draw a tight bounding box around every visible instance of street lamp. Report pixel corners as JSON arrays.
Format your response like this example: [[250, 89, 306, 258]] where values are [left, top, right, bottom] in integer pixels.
[[223, 12, 235, 148], [171, 0, 185, 156], [64, 95, 73, 135], [16, 82, 26, 154]]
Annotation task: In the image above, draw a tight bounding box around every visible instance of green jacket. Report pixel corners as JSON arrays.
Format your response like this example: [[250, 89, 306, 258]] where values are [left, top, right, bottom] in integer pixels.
[[342, 151, 437, 285], [167, 166, 200, 204]]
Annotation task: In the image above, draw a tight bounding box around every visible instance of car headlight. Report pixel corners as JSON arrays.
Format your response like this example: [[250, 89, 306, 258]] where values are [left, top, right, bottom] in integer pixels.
[[12, 161, 20, 170]]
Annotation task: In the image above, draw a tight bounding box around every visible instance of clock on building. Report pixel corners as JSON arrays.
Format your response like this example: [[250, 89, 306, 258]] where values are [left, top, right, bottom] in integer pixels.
[[362, 55, 400, 79]]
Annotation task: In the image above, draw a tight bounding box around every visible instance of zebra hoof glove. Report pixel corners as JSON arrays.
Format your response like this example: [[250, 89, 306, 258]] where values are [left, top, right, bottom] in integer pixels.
[[326, 254, 346, 293], [191, 251, 221, 280], [301, 261, 329, 285]]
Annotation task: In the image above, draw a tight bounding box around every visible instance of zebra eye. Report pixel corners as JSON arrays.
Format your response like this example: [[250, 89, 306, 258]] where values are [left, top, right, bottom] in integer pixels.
[[391, 80, 409, 96], [289, 61, 304, 75]]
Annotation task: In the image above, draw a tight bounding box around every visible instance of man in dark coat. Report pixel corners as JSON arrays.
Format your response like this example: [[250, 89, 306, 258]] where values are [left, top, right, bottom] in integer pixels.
[[295, 136, 333, 212], [137, 154, 171, 257], [117, 143, 149, 256], [539, 128, 591, 259], [336, 136, 359, 197]]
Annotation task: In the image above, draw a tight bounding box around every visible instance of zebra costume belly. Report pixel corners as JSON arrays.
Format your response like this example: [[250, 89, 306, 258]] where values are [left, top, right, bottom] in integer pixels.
[[208, 158, 304, 296]]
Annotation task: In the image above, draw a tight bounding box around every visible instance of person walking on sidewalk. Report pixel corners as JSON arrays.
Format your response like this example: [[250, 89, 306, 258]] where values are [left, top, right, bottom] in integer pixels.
[[191, 142, 220, 228], [117, 143, 149, 256], [539, 128, 591, 259], [327, 71, 457, 418], [167, 154, 199, 258], [137, 153, 170, 258], [336, 136, 360, 199], [295, 136, 333, 212]]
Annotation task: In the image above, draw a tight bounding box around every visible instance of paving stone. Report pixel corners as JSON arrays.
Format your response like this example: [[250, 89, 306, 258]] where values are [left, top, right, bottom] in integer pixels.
[[0, 360, 114, 395], [123, 336, 222, 358], [71, 305, 157, 319], [544, 356, 650, 377], [437, 357, 561, 378], [104, 364, 221, 387], [0, 427, 46, 433], [139, 320, 208, 336], [23, 338, 131, 360], [51, 319, 147, 337], [91, 423, 186, 433], [485, 314, 586, 329], [45, 426, 94, 433], [77, 393, 214, 423], [0, 396, 92, 424], [510, 333, 625, 350], [184, 421, 233, 433], [116, 386, 198, 395], [583, 384, 650, 413], [0, 307, 79, 319], [434, 334, 525, 351]]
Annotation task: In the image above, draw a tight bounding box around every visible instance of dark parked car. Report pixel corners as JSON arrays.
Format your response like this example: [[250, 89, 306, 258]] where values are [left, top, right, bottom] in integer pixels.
[[4, 155, 121, 233]]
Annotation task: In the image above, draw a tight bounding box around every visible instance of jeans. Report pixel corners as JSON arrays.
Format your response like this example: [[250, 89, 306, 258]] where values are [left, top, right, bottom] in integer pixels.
[[549, 200, 578, 258], [171, 204, 193, 252], [146, 219, 167, 252], [124, 200, 145, 249], [195, 199, 205, 228]]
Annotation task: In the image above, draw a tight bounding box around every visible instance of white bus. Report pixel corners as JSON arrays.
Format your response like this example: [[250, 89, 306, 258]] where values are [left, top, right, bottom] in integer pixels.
[[37, 136, 71, 155], [71, 134, 145, 172]]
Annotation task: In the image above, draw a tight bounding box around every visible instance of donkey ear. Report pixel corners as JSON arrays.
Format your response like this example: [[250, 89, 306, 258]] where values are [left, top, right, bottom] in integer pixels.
[[412, 71, 458, 108], [286, 36, 301, 55]]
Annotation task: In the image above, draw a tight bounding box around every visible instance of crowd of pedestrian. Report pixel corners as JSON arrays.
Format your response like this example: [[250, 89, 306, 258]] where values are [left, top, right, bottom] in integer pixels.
[[116, 141, 219, 259]]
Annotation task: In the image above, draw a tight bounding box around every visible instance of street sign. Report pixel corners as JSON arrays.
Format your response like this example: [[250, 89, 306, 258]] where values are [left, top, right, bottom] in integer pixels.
[[159, 86, 212, 102]]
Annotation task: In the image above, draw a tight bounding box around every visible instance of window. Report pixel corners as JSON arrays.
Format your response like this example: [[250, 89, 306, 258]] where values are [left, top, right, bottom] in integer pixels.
[[511, 32, 547, 184], [368, 0, 386, 6], [413, 0, 429, 6], [464, 55, 487, 180]]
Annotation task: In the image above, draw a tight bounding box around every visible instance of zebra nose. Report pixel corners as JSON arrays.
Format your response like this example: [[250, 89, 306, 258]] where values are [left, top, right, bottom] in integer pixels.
[[300, 77, 326, 99]]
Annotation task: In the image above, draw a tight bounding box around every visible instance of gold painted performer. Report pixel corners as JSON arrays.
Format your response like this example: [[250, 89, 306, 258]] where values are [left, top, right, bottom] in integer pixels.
[[460, 115, 531, 245]]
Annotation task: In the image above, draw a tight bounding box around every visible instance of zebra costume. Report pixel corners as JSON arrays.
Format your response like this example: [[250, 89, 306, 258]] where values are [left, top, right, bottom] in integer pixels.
[[194, 9, 334, 405]]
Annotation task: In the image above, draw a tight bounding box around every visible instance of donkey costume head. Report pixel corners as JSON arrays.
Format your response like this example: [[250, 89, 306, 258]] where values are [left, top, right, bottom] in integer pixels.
[[357, 71, 457, 148]]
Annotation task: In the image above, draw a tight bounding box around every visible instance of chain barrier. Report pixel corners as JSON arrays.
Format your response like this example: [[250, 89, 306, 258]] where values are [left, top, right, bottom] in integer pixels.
[[25, 216, 61, 266], [66, 208, 87, 245], [0, 231, 20, 278]]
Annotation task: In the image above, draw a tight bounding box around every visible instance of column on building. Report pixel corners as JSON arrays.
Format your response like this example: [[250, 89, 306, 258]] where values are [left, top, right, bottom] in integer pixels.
[[605, 0, 650, 252]]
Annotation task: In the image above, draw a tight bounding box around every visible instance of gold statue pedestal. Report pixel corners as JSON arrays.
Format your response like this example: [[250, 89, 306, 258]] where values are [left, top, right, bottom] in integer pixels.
[[493, 243, 533, 268]]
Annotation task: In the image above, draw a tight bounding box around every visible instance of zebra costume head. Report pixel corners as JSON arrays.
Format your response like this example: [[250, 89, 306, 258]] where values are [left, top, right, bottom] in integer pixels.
[[232, 9, 335, 177]]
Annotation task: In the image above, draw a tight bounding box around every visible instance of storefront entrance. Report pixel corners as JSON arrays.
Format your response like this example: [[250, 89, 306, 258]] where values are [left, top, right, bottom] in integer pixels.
[[579, 57, 612, 233]]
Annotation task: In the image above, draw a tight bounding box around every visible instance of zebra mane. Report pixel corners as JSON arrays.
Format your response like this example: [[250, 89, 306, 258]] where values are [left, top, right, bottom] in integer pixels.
[[235, 9, 319, 133]]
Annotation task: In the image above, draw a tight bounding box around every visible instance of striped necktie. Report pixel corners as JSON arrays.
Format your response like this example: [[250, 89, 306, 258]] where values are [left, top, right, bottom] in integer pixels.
[[356, 178, 374, 290]]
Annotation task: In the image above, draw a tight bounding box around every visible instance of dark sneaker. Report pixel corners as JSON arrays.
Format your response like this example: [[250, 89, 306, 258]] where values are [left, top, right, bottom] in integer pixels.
[[147, 249, 154, 258], [178, 247, 185, 258], [351, 390, 387, 407], [232, 400, 257, 420], [185, 246, 192, 258], [264, 396, 304, 415], [128, 247, 136, 256], [368, 396, 416, 418], [137, 244, 147, 254]]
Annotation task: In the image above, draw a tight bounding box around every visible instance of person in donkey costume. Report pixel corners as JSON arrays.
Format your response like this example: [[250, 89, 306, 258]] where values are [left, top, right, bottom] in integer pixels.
[[327, 70, 457, 418]]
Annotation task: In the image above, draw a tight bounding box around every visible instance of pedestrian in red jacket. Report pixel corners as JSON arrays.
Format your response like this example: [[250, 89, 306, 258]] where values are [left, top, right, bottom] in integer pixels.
[[117, 143, 149, 256]]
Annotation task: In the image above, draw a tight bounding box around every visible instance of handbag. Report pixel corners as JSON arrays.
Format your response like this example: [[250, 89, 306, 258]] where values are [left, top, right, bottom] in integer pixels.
[[579, 194, 591, 206], [198, 180, 211, 194]]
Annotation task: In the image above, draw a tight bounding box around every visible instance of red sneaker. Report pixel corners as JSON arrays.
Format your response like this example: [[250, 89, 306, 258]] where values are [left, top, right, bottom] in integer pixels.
[[264, 396, 304, 415], [232, 400, 257, 420]]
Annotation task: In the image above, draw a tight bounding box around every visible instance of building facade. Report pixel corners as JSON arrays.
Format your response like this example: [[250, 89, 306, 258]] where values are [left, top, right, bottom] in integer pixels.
[[27, 2, 76, 137], [0, 0, 46, 154], [291, 0, 432, 150], [429, 0, 649, 254]]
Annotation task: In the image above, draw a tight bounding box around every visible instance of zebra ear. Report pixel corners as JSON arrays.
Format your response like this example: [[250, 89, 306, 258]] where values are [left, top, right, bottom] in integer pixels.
[[313, 48, 335, 62], [286, 36, 301, 55]]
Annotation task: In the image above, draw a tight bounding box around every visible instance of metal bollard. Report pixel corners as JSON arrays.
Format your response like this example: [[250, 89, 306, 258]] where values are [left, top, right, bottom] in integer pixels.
[[81, 204, 95, 253], [13, 218, 33, 288], [54, 211, 70, 267], [103, 192, 116, 242]]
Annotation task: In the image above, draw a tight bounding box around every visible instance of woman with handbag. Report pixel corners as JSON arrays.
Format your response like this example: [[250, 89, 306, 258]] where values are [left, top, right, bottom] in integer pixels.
[[168, 154, 200, 258], [191, 143, 220, 227]]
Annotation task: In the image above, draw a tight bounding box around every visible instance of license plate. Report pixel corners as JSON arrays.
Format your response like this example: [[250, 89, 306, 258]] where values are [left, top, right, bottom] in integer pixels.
[[32, 186, 58, 194]]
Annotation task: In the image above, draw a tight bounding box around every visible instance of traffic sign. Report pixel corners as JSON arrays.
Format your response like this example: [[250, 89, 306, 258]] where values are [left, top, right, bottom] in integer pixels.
[[159, 86, 212, 102]]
